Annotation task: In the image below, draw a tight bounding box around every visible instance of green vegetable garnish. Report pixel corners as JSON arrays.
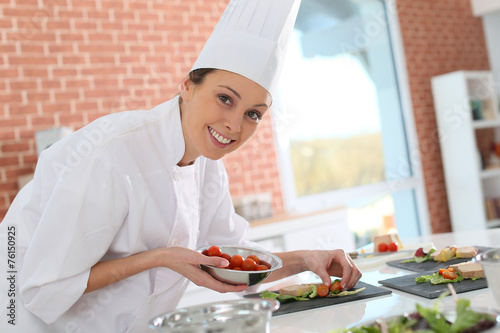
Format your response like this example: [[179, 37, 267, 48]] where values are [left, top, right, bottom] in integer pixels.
[[327, 291, 496, 333]]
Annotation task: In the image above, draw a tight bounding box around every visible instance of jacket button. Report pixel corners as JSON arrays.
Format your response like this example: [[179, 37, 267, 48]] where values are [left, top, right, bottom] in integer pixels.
[[171, 239, 179, 246], [173, 171, 179, 181]]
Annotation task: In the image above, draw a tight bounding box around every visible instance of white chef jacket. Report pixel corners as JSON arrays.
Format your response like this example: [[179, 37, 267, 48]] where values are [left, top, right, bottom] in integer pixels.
[[0, 96, 251, 332]]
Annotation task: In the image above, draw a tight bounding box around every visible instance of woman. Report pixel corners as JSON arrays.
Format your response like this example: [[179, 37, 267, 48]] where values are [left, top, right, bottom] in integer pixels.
[[0, 0, 361, 331]]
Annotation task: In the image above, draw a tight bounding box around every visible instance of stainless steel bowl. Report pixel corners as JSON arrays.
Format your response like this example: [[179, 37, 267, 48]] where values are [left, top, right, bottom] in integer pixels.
[[148, 299, 279, 333], [197, 245, 283, 286], [476, 248, 500, 309]]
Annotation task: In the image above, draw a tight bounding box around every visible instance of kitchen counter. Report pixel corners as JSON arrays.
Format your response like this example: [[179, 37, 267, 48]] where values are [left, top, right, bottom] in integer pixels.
[[177, 228, 500, 332], [266, 228, 500, 332]]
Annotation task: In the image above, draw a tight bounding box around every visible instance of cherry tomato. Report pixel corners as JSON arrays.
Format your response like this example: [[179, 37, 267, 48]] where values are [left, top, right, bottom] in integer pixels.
[[441, 270, 458, 280], [207, 245, 222, 257], [378, 243, 388, 252], [260, 260, 271, 269], [229, 254, 244, 269], [232, 266, 242, 270], [220, 253, 231, 267], [388, 242, 398, 252], [247, 254, 260, 265], [330, 280, 342, 293], [256, 264, 268, 271], [201, 249, 209, 256], [241, 258, 257, 271], [317, 285, 329, 297]]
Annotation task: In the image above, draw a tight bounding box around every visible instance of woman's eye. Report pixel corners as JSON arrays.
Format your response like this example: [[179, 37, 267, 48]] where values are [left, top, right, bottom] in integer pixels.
[[246, 110, 262, 122], [218, 94, 231, 105]]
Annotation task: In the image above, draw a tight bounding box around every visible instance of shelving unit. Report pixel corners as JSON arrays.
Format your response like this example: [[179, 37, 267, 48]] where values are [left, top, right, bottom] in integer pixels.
[[431, 70, 500, 231]]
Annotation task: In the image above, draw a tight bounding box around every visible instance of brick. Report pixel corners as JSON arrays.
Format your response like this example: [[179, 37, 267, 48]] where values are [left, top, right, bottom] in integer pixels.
[[0, 157, 20, 168], [31, 115, 56, 127], [9, 55, 58, 65], [1, 142, 31, 153], [26, 91, 51, 102], [10, 80, 38, 90], [21, 153, 38, 165], [59, 114, 84, 124], [5, 167, 35, 180], [54, 91, 80, 100]]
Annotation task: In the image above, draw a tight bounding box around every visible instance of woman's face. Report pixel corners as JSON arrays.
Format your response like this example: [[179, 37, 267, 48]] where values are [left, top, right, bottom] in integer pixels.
[[179, 70, 271, 165]]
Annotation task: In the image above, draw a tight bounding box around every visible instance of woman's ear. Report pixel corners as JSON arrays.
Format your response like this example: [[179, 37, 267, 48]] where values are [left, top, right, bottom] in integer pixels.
[[180, 77, 193, 102]]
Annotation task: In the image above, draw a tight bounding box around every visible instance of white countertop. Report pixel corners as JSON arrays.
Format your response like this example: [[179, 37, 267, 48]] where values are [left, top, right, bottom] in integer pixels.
[[177, 228, 500, 332], [266, 228, 500, 332]]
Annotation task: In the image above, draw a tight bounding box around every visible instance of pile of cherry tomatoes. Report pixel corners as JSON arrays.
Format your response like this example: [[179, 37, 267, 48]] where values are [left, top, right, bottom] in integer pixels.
[[202, 246, 271, 271], [377, 242, 398, 252]]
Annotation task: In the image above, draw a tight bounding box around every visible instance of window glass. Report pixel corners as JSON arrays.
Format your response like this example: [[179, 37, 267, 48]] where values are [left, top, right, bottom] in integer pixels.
[[273, 0, 423, 246]]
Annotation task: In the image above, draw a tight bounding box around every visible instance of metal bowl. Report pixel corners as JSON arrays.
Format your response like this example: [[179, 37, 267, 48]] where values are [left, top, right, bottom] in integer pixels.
[[148, 298, 279, 333], [197, 245, 282, 286], [476, 248, 500, 309]]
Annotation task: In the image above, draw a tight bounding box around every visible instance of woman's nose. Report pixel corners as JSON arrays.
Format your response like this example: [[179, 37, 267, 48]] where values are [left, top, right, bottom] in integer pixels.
[[224, 112, 242, 133]]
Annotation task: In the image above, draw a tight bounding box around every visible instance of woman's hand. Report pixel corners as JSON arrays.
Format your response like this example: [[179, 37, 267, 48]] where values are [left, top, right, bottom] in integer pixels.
[[265, 249, 362, 291], [300, 249, 361, 291], [158, 247, 248, 293]]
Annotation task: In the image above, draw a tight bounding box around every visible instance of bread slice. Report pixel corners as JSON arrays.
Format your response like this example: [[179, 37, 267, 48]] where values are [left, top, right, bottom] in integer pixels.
[[455, 246, 478, 258], [457, 262, 484, 279], [279, 284, 314, 296]]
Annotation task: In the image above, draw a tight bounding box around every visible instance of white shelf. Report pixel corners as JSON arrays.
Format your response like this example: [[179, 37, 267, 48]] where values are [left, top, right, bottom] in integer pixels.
[[487, 219, 500, 228], [480, 167, 500, 179], [472, 118, 500, 129], [432, 70, 500, 232]]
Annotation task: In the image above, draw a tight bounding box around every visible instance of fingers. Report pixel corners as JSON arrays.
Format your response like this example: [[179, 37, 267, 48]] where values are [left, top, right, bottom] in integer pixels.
[[340, 252, 362, 290], [201, 255, 229, 268]]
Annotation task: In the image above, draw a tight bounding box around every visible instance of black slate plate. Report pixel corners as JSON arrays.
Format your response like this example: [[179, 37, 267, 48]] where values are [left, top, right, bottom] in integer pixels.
[[378, 270, 488, 299], [244, 281, 391, 316], [386, 246, 493, 272]]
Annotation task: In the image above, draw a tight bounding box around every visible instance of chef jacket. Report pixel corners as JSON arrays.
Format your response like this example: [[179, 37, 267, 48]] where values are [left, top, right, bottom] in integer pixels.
[[0, 96, 251, 332]]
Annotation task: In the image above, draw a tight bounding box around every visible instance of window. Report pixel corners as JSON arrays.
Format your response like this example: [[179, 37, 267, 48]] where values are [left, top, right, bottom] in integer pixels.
[[273, 0, 429, 247]]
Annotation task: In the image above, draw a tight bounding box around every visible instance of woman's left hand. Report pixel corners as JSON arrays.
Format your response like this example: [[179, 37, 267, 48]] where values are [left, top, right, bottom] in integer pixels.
[[301, 249, 362, 291]]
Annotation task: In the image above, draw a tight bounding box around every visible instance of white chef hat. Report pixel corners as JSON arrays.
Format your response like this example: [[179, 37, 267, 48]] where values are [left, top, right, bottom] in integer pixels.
[[191, 0, 301, 95]]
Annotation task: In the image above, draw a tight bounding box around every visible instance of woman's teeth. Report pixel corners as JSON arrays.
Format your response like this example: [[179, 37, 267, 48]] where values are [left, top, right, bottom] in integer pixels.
[[210, 128, 231, 144]]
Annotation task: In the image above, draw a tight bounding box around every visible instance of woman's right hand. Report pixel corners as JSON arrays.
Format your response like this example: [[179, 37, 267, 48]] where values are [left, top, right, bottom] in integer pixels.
[[158, 247, 249, 293]]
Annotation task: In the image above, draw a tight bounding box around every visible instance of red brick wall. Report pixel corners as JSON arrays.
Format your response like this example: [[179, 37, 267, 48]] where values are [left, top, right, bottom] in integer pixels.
[[0, 0, 284, 221], [0, 0, 492, 232], [396, 0, 490, 233]]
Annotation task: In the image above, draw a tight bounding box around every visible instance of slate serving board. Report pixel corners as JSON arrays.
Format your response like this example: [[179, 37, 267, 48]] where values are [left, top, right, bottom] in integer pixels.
[[378, 270, 488, 299], [244, 281, 391, 316], [386, 246, 493, 272]]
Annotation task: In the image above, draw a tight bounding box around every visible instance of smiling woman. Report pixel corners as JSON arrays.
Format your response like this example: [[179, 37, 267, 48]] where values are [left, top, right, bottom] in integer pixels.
[[177, 69, 272, 166]]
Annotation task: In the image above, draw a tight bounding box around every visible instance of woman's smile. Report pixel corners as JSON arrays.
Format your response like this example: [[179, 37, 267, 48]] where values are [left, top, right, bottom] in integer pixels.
[[208, 126, 235, 148]]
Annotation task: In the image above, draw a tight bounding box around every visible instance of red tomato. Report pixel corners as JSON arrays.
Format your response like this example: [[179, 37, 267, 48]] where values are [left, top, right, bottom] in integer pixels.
[[256, 264, 268, 271], [330, 281, 342, 292], [220, 253, 231, 267], [247, 255, 260, 265], [241, 258, 257, 271], [378, 243, 388, 252], [207, 245, 222, 257], [201, 249, 209, 256], [388, 242, 398, 252], [441, 270, 458, 280], [317, 285, 329, 297], [229, 255, 244, 269], [260, 261, 271, 269], [232, 266, 242, 270]]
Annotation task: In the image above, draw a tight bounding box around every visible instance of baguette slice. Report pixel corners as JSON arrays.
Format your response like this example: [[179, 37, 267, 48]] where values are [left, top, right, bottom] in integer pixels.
[[455, 246, 478, 258]]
